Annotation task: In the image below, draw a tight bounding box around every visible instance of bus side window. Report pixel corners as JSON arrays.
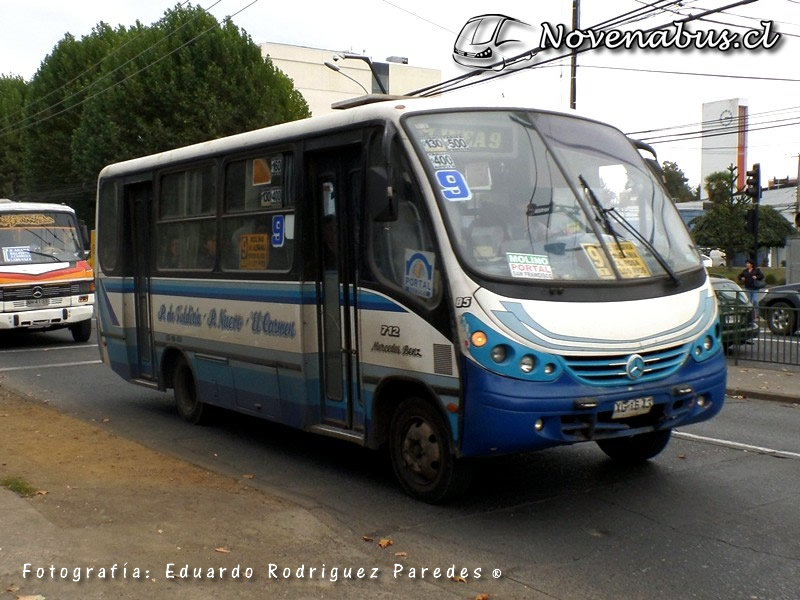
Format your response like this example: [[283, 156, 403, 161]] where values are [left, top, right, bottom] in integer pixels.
[[368, 145, 441, 306]]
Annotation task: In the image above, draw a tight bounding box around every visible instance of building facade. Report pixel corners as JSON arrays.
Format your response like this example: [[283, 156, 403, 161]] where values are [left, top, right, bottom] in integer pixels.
[[700, 98, 748, 190], [260, 42, 441, 117]]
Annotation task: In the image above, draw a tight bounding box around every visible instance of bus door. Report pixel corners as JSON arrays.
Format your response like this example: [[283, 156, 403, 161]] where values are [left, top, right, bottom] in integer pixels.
[[124, 181, 155, 381], [311, 148, 363, 430]]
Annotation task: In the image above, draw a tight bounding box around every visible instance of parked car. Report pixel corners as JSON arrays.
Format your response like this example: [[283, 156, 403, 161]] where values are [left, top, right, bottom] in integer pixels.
[[701, 254, 713, 268], [758, 282, 800, 335], [710, 277, 759, 347]]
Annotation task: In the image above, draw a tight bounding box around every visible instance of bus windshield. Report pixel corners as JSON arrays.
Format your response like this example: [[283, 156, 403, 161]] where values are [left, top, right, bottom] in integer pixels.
[[0, 212, 84, 265], [405, 110, 701, 283]]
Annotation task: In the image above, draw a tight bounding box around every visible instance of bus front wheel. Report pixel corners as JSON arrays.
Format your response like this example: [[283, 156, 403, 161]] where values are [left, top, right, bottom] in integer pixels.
[[174, 357, 208, 425], [596, 429, 672, 464], [69, 319, 92, 343], [389, 398, 471, 504]]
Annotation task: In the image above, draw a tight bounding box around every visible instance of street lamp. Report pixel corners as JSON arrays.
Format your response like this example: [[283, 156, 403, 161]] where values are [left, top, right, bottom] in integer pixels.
[[332, 52, 388, 94], [324, 61, 368, 95]]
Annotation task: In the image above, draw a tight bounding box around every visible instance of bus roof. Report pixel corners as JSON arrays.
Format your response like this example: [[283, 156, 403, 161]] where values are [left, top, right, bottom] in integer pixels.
[[97, 95, 588, 180], [0, 198, 77, 214]]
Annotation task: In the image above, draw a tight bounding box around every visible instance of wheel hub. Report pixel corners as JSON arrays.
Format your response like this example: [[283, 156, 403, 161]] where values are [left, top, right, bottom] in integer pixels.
[[401, 418, 441, 481]]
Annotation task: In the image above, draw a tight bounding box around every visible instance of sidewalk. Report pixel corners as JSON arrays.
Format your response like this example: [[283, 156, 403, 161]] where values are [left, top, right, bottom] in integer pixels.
[[725, 359, 800, 404], [0, 386, 481, 600]]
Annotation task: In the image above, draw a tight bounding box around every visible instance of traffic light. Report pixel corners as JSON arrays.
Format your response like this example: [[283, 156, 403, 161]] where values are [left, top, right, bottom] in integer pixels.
[[745, 163, 761, 201]]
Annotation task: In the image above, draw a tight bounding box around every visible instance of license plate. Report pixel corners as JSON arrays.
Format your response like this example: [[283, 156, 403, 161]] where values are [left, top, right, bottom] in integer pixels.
[[26, 298, 48, 308], [612, 396, 654, 419]]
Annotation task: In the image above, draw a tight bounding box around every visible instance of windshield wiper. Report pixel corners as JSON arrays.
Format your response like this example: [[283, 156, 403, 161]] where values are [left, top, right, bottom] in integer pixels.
[[578, 175, 626, 256], [606, 207, 680, 286]]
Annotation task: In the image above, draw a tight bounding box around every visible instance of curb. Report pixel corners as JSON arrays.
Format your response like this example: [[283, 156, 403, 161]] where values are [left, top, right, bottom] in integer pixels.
[[725, 387, 800, 404]]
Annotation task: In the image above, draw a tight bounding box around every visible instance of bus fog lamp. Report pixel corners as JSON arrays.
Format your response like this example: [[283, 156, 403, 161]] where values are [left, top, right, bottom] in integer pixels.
[[490, 345, 507, 363], [543, 363, 555, 375], [694, 346, 702, 356], [470, 331, 488, 347], [697, 395, 707, 407], [703, 336, 713, 350], [520, 355, 536, 373], [534, 418, 544, 431]]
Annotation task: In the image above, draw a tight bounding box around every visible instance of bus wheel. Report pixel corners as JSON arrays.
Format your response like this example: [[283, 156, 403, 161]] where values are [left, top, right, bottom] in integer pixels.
[[389, 398, 471, 503], [596, 429, 672, 464], [69, 319, 92, 343], [174, 357, 208, 425]]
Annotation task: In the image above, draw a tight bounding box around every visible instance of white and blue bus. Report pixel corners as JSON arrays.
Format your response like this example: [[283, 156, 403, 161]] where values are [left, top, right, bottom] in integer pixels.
[[95, 97, 726, 502]]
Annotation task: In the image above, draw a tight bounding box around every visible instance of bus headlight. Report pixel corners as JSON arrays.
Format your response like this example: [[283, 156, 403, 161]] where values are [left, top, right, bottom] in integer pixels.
[[703, 336, 713, 351], [520, 355, 536, 373], [490, 345, 508, 363]]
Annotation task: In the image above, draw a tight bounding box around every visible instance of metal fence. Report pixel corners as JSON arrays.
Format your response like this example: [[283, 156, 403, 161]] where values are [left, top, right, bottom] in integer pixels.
[[724, 301, 800, 366]]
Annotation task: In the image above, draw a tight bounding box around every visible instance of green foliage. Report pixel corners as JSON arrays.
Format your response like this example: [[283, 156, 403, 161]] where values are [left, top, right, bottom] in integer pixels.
[[662, 160, 694, 202], [0, 75, 28, 197], [0, 475, 36, 497], [4, 5, 309, 222], [692, 170, 752, 261], [765, 272, 777, 285], [751, 205, 794, 249]]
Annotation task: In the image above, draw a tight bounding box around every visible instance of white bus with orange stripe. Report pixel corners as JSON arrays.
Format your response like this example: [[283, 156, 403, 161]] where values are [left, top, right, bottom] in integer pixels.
[[0, 199, 94, 342]]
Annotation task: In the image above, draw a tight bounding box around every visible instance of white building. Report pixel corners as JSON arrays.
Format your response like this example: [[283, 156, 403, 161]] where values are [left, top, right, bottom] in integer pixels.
[[700, 98, 749, 190], [260, 42, 441, 117]]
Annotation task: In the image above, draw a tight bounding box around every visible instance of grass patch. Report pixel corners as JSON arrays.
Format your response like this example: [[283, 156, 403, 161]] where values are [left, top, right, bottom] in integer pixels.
[[1, 475, 37, 497]]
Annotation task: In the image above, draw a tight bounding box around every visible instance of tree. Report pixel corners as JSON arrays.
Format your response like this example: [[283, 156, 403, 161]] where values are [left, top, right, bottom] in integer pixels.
[[0, 75, 28, 197], [691, 171, 750, 262], [749, 205, 794, 250], [19, 5, 310, 222], [662, 160, 694, 203]]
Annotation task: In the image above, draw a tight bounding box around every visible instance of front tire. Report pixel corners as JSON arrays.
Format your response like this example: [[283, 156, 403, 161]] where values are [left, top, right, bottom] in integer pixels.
[[69, 319, 92, 343], [596, 429, 672, 464], [389, 398, 472, 503], [174, 357, 208, 425]]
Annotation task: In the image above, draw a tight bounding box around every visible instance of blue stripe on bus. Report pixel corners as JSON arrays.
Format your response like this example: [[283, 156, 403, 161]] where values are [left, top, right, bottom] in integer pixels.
[[99, 278, 407, 312]]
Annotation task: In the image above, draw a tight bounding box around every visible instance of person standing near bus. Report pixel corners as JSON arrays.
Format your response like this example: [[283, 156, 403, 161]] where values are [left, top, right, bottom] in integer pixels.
[[738, 259, 765, 308]]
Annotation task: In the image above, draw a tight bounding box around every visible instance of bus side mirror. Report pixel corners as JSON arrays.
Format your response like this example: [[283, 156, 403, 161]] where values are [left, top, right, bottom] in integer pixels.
[[80, 222, 91, 251], [369, 166, 397, 222], [630, 138, 664, 182]]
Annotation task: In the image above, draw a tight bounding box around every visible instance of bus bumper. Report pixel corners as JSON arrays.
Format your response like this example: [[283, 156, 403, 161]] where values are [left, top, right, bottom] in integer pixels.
[[459, 352, 726, 457], [0, 305, 94, 331]]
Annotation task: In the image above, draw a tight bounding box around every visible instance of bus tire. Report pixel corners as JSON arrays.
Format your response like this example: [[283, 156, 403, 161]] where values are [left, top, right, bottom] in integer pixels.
[[389, 398, 471, 504], [174, 357, 208, 425], [596, 428, 672, 464], [69, 319, 92, 343]]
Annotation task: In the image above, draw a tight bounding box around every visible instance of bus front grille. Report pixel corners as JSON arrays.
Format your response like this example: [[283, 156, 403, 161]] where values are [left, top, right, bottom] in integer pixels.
[[562, 344, 690, 386]]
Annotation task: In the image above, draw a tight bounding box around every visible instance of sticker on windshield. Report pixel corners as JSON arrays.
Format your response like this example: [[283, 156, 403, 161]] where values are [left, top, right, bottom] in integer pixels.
[[506, 253, 553, 279], [435, 170, 472, 201], [581, 241, 651, 279], [2, 246, 33, 262], [427, 152, 455, 169], [404, 250, 435, 298]]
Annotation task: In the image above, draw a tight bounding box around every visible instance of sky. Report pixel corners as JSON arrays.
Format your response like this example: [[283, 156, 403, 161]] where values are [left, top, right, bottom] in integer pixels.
[[2, 0, 799, 191]]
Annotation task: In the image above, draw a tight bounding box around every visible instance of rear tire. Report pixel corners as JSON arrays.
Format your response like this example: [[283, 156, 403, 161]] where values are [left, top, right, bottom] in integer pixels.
[[389, 398, 472, 503], [766, 301, 797, 335], [174, 357, 208, 425], [69, 319, 92, 343], [596, 429, 672, 464]]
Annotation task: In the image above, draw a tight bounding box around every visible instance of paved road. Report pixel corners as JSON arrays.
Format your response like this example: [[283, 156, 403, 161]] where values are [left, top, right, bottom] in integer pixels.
[[2, 323, 799, 600]]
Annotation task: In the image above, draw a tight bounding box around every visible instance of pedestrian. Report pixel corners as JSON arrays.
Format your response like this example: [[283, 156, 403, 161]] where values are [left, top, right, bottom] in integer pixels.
[[737, 259, 765, 309]]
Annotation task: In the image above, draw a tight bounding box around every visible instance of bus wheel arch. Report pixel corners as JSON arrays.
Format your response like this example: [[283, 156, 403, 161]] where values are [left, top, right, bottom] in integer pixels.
[[172, 354, 210, 425], [373, 379, 471, 503]]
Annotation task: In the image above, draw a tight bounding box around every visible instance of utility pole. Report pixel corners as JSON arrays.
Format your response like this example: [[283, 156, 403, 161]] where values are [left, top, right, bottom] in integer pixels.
[[570, 0, 580, 110]]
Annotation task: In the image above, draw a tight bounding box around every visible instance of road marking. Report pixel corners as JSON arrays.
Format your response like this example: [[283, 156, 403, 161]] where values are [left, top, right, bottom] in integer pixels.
[[0, 360, 103, 372], [675, 431, 800, 459], [0, 345, 99, 353]]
